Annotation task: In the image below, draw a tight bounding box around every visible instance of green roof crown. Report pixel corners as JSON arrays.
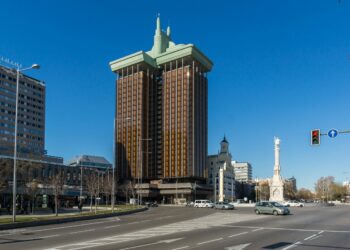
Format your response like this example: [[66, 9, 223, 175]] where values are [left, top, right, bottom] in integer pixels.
[[110, 16, 213, 72], [150, 15, 175, 56]]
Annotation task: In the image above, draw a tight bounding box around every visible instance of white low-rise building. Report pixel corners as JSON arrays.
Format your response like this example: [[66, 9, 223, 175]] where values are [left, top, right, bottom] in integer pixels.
[[207, 136, 236, 202]]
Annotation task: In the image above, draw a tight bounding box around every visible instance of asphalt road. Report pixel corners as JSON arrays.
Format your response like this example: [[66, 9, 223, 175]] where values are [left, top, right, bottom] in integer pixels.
[[0, 204, 349, 250]]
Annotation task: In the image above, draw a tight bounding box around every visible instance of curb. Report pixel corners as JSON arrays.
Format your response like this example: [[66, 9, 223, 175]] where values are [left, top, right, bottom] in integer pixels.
[[0, 207, 148, 230]]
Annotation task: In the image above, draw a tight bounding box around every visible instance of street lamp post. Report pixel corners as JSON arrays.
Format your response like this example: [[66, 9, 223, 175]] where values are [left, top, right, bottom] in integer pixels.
[[12, 64, 40, 223], [79, 159, 83, 201]]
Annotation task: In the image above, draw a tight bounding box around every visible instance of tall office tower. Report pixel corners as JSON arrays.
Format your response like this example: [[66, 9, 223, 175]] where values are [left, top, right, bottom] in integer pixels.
[[110, 17, 213, 182], [0, 65, 45, 159]]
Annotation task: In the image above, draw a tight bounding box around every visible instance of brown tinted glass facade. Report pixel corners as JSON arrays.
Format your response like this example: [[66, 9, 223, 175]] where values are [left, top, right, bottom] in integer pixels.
[[162, 59, 208, 179], [115, 65, 157, 180], [115, 57, 208, 181]]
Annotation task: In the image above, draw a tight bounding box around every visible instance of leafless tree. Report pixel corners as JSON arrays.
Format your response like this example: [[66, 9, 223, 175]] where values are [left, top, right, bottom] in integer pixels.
[[284, 181, 297, 200], [85, 170, 99, 213], [101, 171, 114, 208], [330, 182, 347, 201], [127, 179, 136, 200], [51, 169, 65, 216], [26, 179, 40, 214], [259, 180, 270, 201], [17, 159, 42, 213], [0, 158, 12, 194], [315, 176, 335, 202], [120, 179, 136, 204], [297, 188, 314, 201]]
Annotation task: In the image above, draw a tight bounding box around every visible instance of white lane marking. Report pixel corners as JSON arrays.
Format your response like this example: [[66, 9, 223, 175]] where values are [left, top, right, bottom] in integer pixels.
[[41, 213, 275, 250], [197, 237, 223, 245], [39, 234, 60, 239], [112, 238, 184, 250], [251, 228, 264, 232], [69, 229, 95, 235], [126, 219, 152, 225], [282, 241, 302, 250], [222, 225, 350, 234], [304, 234, 317, 241], [156, 216, 173, 220], [0, 229, 27, 236], [106, 217, 121, 221], [30, 220, 109, 234], [172, 246, 190, 250], [127, 222, 140, 225], [225, 243, 251, 250], [309, 235, 322, 241], [228, 232, 248, 238], [104, 225, 121, 229], [318, 230, 324, 234]]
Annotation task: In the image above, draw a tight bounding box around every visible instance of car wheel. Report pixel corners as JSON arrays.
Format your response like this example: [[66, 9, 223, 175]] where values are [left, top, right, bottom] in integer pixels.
[[255, 209, 260, 215], [273, 210, 278, 216]]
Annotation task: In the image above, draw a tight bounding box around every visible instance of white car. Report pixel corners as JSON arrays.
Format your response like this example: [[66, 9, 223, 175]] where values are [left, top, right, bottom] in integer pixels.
[[284, 200, 304, 207], [194, 200, 214, 208]]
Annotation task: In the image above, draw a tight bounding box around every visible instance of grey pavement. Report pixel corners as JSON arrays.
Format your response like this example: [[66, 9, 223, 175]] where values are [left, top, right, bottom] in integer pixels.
[[0, 205, 349, 250]]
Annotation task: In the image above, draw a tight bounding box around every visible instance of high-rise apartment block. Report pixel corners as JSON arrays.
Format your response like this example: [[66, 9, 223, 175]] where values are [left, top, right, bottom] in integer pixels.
[[0, 65, 45, 159], [110, 17, 213, 184]]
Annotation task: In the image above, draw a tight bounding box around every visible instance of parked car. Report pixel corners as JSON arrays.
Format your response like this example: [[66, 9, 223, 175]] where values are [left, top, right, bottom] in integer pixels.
[[255, 201, 290, 216], [186, 201, 194, 207], [145, 201, 158, 207], [214, 202, 234, 210], [194, 200, 214, 208], [284, 200, 304, 207]]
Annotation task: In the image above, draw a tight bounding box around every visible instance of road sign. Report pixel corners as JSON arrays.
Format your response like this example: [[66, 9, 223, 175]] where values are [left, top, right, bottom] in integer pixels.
[[328, 129, 338, 138]]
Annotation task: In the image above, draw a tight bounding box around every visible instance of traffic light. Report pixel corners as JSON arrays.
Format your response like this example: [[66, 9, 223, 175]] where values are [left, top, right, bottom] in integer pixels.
[[311, 129, 320, 145]]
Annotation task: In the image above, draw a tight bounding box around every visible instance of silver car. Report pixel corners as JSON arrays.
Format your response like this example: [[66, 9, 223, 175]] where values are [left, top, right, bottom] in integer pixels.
[[214, 202, 234, 210], [255, 201, 290, 215]]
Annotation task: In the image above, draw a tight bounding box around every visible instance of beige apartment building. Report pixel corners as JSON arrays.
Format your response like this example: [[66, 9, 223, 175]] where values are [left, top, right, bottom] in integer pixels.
[[0, 65, 45, 159]]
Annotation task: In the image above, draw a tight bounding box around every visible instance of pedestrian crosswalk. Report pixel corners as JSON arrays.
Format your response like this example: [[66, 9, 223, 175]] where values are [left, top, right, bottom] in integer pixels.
[[46, 213, 264, 250]]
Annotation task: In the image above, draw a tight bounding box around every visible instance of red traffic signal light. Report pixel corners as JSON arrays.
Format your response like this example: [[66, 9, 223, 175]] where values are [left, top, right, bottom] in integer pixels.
[[311, 129, 320, 145]]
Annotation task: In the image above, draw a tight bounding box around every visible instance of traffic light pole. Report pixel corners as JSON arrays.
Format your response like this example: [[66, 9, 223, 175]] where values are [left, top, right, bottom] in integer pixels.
[[311, 128, 350, 146], [320, 130, 350, 136]]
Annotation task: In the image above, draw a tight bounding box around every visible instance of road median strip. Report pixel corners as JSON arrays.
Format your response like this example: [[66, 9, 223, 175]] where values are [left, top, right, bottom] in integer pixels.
[[0, 206, 147, 230]]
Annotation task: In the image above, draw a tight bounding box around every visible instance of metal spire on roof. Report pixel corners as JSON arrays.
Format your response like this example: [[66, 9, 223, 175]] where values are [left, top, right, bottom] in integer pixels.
[[156, 14, 161, 35], [166, 25, 171, 37]]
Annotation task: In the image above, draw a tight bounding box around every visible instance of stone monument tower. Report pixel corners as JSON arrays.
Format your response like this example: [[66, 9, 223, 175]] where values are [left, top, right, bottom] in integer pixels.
[[269, 137, 284, 202]]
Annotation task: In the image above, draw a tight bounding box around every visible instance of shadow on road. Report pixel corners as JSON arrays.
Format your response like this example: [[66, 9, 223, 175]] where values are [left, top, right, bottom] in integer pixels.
[[0, 237, 40, 245], [263, 242, 350, 250]]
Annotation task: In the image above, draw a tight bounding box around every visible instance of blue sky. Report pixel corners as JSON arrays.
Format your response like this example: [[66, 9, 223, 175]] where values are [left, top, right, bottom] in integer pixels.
[[1, 0, 349, 190]]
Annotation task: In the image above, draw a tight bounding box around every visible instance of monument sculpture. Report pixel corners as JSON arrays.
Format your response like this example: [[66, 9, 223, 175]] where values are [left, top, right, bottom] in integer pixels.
[[269, 137, 284, 202]]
